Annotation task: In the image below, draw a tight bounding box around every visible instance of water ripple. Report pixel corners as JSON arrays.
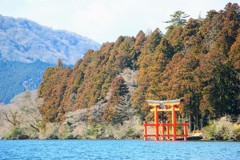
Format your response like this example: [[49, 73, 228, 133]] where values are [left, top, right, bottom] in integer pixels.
[[0, 140, 239, 160]]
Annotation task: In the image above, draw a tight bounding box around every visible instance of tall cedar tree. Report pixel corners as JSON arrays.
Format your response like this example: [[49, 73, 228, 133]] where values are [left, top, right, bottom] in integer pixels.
[[38, 3, 239, 130]]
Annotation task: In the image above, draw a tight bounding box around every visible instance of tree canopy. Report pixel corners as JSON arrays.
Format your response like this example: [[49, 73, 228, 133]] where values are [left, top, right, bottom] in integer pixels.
[[38, 3, 240, 131]]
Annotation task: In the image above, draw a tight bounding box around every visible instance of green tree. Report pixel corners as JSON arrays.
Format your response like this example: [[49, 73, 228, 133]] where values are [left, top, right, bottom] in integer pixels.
[[165, 11, 190, 28], [197, 51, 240, 119]]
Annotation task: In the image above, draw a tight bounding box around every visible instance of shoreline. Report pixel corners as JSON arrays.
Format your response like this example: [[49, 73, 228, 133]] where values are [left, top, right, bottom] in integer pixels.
[[1, 135, 239, 141]]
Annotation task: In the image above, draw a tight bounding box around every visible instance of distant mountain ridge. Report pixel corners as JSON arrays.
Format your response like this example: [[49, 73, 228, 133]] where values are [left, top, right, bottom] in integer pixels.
[[0, 15, 100, 103], [0, 15, 100, 65]]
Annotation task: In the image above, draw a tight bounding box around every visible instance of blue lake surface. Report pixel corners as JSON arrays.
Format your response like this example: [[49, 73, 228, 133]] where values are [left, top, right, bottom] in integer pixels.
[[0, 140, 239, 160]]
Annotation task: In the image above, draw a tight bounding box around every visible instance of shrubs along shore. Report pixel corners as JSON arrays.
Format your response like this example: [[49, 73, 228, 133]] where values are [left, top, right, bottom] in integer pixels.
[[0, 91, 143, 140], [0, 90, 239, 140]]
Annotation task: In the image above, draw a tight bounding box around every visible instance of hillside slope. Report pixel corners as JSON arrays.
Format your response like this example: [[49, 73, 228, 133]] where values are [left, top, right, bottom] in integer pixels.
[[0, 15, 100, 103], [38, 3, 239, 132], [0, 60, 52, 103], [0, 3, 239, 140], [0, 15, 100, 65]]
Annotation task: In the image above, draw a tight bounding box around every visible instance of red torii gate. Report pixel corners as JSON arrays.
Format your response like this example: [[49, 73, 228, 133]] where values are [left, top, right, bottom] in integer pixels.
[[143, 99, 188, 141]]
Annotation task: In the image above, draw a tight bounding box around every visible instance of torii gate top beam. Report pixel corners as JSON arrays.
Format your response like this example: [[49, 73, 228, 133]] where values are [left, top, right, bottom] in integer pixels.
[[147, 99, 183, 111]]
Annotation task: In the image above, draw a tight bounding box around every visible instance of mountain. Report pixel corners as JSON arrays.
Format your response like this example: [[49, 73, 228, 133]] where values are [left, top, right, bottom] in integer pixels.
[[0, 3, 239, 140], [0, 15, 100, 65], [0, 60, 52, 103], [0, 15, 100, 103]]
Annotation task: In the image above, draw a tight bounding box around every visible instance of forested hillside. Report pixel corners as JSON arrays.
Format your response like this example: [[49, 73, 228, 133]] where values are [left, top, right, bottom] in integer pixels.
[[38, 3, 240, 132], [0, 60, 53, 103], [0, 15, 100, 103]]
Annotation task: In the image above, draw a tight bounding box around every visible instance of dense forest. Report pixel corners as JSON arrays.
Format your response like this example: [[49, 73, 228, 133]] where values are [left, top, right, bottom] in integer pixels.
[[38, 3, 240, 131], [0, 60, 54, 103]]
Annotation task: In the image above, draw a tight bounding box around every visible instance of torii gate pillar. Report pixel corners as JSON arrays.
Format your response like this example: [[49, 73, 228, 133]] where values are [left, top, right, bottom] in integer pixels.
[[154, 105, 159, 141], [172, 105, 177, 141]]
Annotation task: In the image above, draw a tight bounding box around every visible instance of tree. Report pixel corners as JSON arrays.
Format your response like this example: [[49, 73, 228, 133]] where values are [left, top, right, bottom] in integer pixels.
[[198, 54, 240, 118], [165, 11, 190, 28], [57, 58, 63, 68], [229, 34, 240, 75], [146, 28, 163, 52], [3, 110, 20, 127], [103, 76, 129, 124], [157, 37, 174, 58]]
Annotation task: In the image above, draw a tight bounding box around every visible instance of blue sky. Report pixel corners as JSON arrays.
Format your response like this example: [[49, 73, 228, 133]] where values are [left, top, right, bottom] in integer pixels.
[[0, 0, 239, 43]]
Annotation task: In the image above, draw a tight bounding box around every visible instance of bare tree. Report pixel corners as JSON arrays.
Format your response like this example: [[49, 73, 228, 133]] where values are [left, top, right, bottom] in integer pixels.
[[3, 111, 20, 127]]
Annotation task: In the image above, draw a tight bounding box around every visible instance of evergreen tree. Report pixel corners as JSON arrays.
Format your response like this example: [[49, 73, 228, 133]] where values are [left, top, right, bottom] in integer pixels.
[[165, 11, 190, 28]]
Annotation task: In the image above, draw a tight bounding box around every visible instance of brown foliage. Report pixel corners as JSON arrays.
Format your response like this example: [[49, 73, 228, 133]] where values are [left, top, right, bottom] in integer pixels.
[[38, 3, 240, 130]]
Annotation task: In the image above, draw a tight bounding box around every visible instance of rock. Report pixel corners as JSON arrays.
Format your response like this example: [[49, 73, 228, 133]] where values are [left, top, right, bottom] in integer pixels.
[[17, 135, 30, 140]]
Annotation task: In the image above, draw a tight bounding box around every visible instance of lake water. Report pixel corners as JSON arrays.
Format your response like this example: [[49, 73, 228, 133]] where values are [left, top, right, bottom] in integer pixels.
[[0, 140, 239, 160]]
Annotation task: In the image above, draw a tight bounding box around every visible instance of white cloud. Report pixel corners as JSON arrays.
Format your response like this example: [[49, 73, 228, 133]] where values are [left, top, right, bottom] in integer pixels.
[[0, 0, 239, 43]]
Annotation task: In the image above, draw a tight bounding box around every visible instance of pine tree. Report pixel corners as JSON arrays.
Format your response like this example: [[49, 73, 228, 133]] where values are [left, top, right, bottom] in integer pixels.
[[165, 11, 190, 28]]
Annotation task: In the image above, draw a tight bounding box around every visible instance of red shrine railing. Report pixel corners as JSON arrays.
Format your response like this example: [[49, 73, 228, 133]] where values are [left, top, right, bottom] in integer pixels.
[[143, 99, 188, 141]]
